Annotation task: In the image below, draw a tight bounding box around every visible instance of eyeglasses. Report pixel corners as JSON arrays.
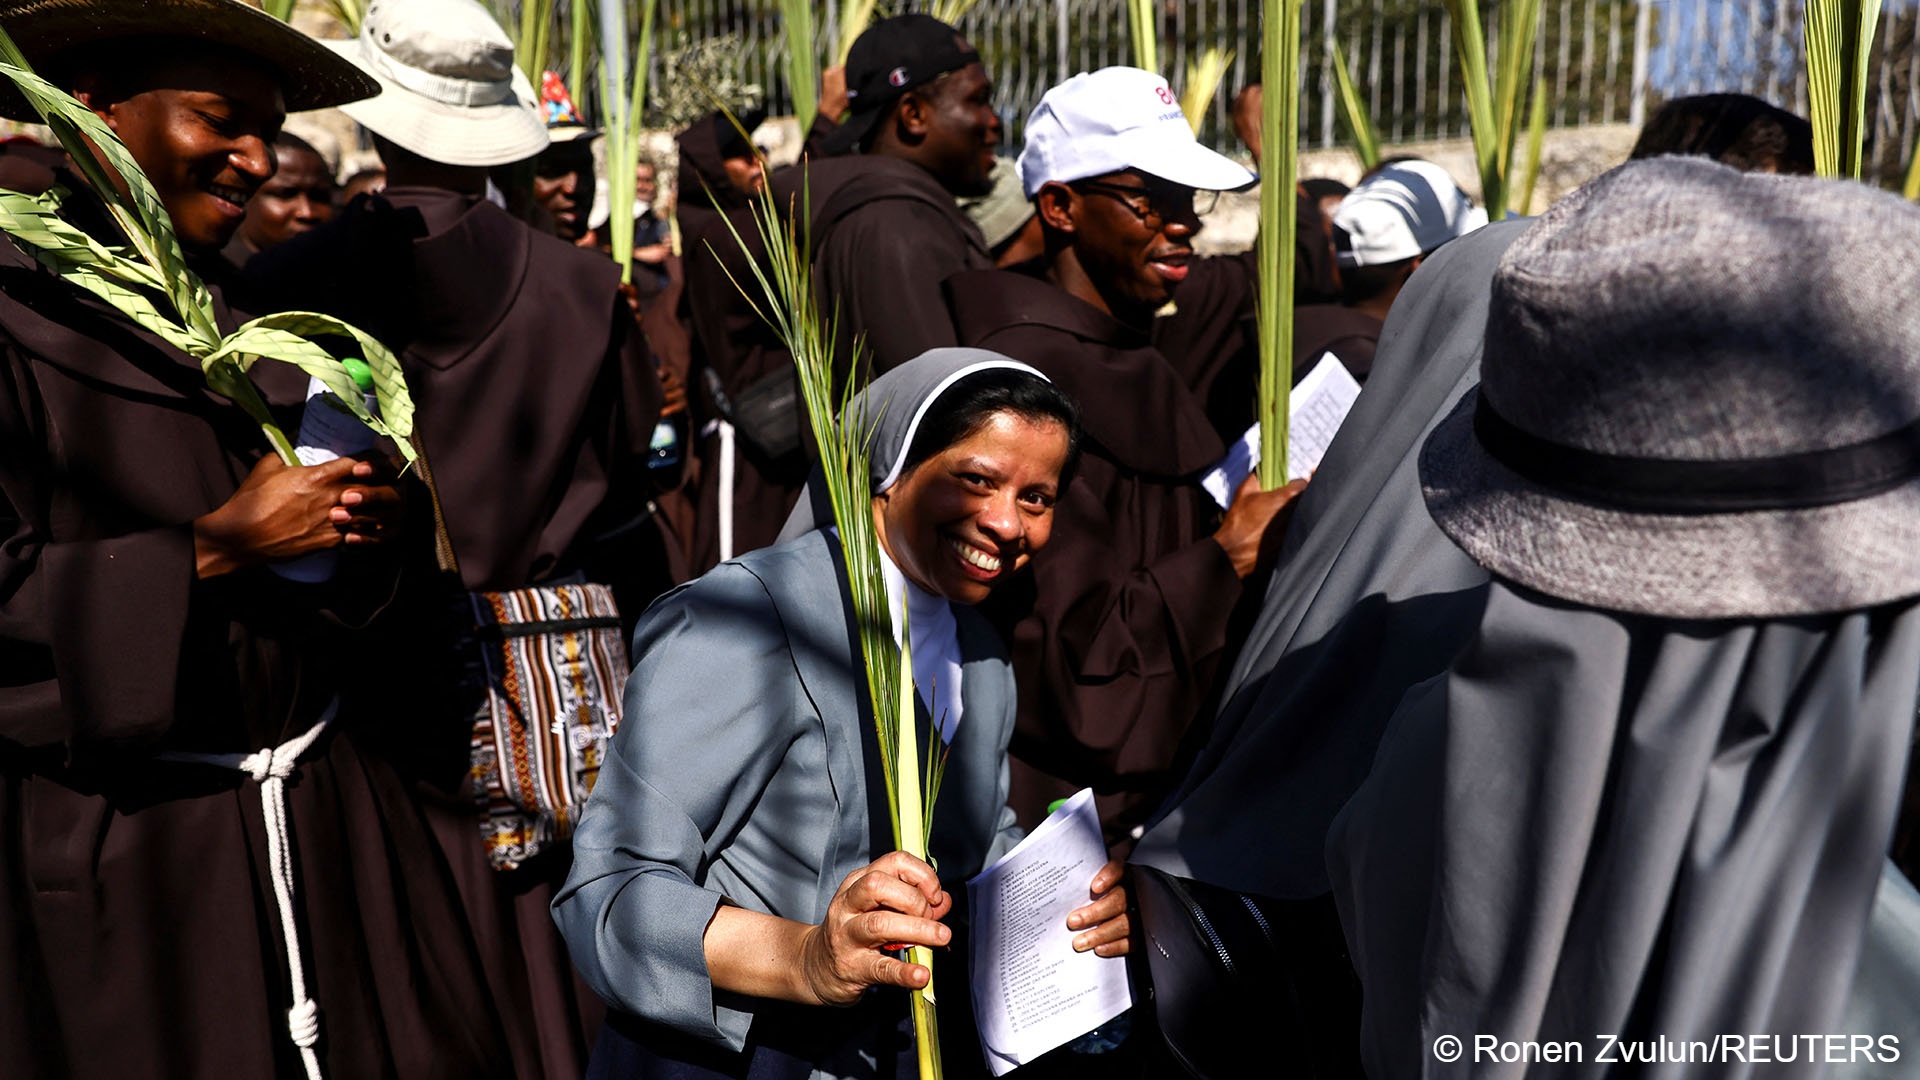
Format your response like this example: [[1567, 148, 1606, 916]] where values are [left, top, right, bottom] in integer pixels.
[[1070, 180, 1219, 226]]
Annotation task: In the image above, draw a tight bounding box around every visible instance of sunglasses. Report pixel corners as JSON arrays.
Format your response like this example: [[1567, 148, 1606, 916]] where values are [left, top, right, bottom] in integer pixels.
[[1069, 179, 1219, 226]]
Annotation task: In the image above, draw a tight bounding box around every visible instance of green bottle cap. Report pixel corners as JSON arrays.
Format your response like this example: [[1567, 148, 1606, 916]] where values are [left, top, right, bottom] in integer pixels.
[[341, 357, 374, 393]]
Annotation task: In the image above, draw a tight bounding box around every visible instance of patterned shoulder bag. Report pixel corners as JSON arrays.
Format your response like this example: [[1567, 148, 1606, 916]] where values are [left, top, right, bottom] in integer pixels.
[[415, 446, 629, 871]]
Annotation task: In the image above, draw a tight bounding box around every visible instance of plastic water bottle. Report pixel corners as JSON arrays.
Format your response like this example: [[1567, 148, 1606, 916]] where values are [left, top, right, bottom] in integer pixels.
[[273, 359, 380, 583], [648, 418, 682, 469]]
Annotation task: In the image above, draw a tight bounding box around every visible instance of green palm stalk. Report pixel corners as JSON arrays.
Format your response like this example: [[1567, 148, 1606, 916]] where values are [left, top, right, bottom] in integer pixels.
[[1515, 75, 1548, 213], [263, 0, 297, 22], [568, 0, 593, 120], [1129, 0, 1159, 74], [1440, 0, 1540, 218], [599, 0, 657, 285], [0, 30, 414, 465], [1805, 0, 1883, 178], [837, 0, 881, 66], [929, 0, 982, 23], [780, 0, 819, 133], [1904, 132, 1920, 200], [1329, 43, 1381, 169], [1180, 47, 1235, 137], [503, 0, 556, 88], [705, 156, 948, 1080], [324, 0, 366, 35], [1256, 0, 1302, 487]]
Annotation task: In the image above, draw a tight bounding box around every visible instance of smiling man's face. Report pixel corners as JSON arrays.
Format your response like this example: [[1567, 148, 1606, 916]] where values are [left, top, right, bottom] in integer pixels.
[[75, 49, 286, 251]]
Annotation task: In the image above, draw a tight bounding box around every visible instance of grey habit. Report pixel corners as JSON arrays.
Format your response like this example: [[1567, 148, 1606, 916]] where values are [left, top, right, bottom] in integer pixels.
[[1131, 219, 1530, 898], [554, 350, 1034, 1077], [1321, 160, 1920, 1078], [1327, 582, 1920, 1079]]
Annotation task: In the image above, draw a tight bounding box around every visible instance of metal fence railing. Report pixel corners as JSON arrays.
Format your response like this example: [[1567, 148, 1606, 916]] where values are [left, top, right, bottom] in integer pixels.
[[635, 1, 1920, 182]]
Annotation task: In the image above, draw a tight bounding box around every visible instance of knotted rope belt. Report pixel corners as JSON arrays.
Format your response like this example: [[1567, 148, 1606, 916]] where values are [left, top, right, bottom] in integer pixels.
[[160, 698, 339, 1080]]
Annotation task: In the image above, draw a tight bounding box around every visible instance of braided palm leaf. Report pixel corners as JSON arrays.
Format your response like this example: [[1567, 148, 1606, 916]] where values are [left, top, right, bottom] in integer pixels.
[[0, 29, 416, 465]]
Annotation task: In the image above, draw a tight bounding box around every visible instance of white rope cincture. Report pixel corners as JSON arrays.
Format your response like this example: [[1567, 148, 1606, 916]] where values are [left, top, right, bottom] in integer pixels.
[[161, 700, 338, 1080]]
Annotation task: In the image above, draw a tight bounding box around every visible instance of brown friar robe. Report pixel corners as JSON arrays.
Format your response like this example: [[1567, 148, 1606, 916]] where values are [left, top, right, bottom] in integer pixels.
[[246, 185, 664, 1079], [946, 266, 1240, 848], [811, 154, 992, 374], [0, 190, 513, 1078], [1151, 249, 1261, 443], [681, 179, 812, 571]]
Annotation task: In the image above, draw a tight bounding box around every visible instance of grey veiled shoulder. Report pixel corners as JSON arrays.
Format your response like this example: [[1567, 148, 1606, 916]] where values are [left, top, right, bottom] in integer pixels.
[[1328, 583, 1920, 1079], [1132, 219, 1532, 897]]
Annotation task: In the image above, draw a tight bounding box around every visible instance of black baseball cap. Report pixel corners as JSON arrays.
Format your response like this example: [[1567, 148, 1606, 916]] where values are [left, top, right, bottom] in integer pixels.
[[823, 14, 980, 154]]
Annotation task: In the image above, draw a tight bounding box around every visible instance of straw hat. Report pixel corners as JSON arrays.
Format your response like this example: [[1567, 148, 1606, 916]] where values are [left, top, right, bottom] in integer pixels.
[[324, 0, 548, 168], [0, 0, 379, 119], [1420, 155, 1920, 619]]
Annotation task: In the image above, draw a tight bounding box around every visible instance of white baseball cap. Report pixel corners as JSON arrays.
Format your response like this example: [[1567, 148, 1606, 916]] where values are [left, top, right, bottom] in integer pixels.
[[1331, 160, 1488, 267], [325, 0, 550, 168], [1016, 67, 1255, 198]]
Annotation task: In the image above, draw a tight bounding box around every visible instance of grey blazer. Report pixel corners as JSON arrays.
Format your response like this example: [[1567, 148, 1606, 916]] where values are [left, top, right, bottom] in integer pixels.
[[554, 528, 1023, 1052]]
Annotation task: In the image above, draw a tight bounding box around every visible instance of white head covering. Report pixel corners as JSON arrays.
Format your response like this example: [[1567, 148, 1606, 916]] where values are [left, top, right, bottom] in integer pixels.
[[781, 348, 1052, 741]]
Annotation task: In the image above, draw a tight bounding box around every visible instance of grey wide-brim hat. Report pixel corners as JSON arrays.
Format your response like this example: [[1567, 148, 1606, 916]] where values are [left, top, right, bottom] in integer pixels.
[[0, 0, 379, 120], [1420, 154, 1920, 619], [326, 0, 548, 168]]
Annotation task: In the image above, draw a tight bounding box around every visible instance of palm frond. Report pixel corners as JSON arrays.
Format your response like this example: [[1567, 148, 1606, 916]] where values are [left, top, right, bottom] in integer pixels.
[[702, 127, 946, 1080], [1180, 47, 1235, 137], [600, 0, 658, 285], [1515, 75, 1548, 213], [780, 0, 819, 133], [837, 0, 881, 67], [1256, 0, 1302, 487], [1129, 0, 1159, 74], [1438, 0, 1541, 218], [1904, 131, 1920, 200], [568, 0, 594, 120], [321, 0, 366, 35], [1329, 42, 1380, 169], [929, 0, 981, 24], [1806, 0, 1883, 179], [0, 29, 417, 465]]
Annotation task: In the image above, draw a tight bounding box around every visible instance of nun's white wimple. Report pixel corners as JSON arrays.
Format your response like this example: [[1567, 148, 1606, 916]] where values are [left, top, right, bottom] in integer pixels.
[[875, 359, 1049, 493]]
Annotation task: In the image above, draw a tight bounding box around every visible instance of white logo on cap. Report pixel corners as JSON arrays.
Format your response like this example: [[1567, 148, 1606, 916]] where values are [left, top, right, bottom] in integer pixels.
[[889, 67, 910, 88]]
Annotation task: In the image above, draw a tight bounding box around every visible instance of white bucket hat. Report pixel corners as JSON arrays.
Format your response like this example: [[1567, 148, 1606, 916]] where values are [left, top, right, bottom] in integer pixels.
[[1017, 66, 1254, 198], [325, 0, 549, 168], [1332, 160, 1487, 267]]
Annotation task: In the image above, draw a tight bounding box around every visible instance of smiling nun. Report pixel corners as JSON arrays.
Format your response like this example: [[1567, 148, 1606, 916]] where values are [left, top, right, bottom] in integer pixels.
[[555, 348, 1131, 1078]]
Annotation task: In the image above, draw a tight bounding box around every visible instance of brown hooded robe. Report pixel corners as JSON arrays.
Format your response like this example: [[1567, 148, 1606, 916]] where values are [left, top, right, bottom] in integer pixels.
[[246, 185, 665, 1079], [946, 267, 1239, 847], [0, 190, 513, 1079]]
